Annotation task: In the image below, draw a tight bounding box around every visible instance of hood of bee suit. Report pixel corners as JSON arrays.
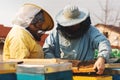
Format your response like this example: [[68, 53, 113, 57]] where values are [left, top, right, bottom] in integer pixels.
[[12, 3, 54, 31]]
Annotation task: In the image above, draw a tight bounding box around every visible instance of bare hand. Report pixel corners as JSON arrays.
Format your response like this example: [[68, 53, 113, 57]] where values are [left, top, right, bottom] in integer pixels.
[[93, 57, 105, 75]]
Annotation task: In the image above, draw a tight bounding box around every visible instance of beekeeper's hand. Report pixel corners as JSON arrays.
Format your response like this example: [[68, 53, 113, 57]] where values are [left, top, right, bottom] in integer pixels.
[[93, 57, 105, 75]]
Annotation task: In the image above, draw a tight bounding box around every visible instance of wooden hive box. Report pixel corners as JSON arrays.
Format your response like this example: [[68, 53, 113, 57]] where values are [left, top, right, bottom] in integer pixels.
[[17, 70, 72, 80], [0, 62, 16, 74], [0, 61, 17, 80], [16, 61, 73, 80]]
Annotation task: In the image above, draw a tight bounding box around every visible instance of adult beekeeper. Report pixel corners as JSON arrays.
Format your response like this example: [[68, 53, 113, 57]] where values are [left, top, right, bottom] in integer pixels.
[[3, 3, 54, 60], [43, 5, 111, 74]]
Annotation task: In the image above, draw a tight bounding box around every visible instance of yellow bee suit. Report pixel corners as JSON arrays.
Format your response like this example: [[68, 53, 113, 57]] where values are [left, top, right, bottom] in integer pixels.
[[3, 25, 44, 60]]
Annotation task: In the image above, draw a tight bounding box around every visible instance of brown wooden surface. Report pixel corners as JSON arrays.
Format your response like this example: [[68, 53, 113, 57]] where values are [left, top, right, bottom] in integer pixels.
[[105, 63, 120, 68], [72, 63, 120, 73], [0, 70, 16, 74], [72, 67, 95, 73], [4, 59, 120, 74], [7, 59, 62, 65], [71, 60, 95, 73]]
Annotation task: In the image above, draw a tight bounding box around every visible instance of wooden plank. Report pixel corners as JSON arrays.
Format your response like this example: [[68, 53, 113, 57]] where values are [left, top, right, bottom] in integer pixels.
[[105, 63, 120, 68], [7, 59, 62, 65], [17, 62, 72, 73], [72, 67, 95, 73], [71, 60, 95, 73], [72, 63, 120, 73], [0, 70, 16, 74], [0, 61, 16, 74]]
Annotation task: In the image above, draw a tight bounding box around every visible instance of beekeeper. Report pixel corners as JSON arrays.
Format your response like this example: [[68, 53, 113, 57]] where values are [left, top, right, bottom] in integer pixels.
[[3, 3, 54, 60]]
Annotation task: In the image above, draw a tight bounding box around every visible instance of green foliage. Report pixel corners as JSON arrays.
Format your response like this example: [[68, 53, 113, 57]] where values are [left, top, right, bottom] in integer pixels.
[[94, 49, 98, 59], [110, 49, 120, 58], [94, 49, 120, 59]]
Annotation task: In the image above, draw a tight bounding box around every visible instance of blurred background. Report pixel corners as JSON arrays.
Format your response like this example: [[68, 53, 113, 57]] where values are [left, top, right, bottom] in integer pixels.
[[0, 0, 120, 59], [0, 0, 120, 27]]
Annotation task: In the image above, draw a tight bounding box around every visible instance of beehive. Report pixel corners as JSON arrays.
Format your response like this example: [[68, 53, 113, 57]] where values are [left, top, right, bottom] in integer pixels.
[[16, 62, 73, 80], [17, 70, 72, 80], [0, 62, 17, 80], [0, 61, 16, 74]]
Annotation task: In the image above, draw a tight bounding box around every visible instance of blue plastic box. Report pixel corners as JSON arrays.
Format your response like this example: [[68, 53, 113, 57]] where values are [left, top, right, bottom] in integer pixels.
[[17, 70, 73, 80], [112, 74, 120, 80], [0, 73, 16, 80]]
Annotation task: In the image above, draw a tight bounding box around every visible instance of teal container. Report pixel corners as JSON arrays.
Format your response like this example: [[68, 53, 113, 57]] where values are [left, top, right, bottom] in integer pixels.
[[17, 70, 73, 80], [112, 74, 120, 80], [0, 73, 17, 80]]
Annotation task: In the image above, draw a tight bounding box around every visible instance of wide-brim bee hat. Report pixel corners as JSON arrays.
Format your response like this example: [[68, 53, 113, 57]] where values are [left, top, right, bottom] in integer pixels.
[[12, 3, 54, 31], [55, 5, 89, 27]]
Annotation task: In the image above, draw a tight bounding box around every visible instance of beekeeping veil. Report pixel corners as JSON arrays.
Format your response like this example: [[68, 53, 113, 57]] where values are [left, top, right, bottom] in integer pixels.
[[12, 3, 54, 31]]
